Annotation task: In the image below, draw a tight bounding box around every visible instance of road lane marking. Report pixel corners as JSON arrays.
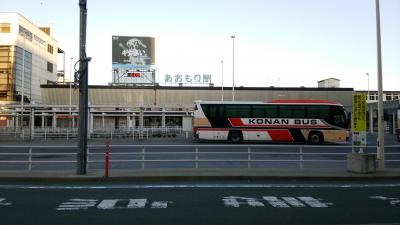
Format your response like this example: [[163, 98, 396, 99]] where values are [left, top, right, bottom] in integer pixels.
[[0, 198, 12, 206], [56, 199, 97, 210], [281, 197, 306, 207], [223, 196, 333, 208], [150, 201, 172, 209], [262, 196, 290, 208], [58, 198, 173, 210], [370, 196, 400, 206], [296, 197, 333, 207], [97, 199, 118, 209], [127, 199, 147, 208], [223, 197, 265, 208], [2, 183, 400, 189]]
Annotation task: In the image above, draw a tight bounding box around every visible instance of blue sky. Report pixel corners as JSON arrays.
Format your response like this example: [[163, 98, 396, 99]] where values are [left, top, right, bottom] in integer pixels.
[[3, 0, 399, 90]]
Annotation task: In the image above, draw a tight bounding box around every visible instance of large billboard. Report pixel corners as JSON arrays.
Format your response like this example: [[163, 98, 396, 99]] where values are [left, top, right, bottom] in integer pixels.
[[112, 36, 155, 66], [112, 36, 155, 84]]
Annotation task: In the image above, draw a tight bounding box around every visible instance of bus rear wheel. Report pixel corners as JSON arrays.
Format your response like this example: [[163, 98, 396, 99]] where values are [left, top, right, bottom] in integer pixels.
[[308, 132, 323, 144], [228, 131, 243, 143]]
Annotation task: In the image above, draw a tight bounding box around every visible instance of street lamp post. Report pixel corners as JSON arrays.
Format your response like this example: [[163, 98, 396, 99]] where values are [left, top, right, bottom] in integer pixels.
[[366, 72, 373, 134], [231, 35, 235, 101], [221, 60, 224, 101], [77, 0, 90, 175], [69, 57, 73, 128], [375, 0, 384, 169], [63, 51, 66, 84], [366, 73, 370, 101]]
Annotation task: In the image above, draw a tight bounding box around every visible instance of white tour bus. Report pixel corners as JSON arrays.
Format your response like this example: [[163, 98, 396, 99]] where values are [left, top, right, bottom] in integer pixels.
[[193, 99, 349, 144]]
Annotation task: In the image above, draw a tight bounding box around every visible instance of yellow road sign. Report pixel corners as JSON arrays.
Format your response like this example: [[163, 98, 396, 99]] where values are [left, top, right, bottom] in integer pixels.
[[352, 94, 367, 132]]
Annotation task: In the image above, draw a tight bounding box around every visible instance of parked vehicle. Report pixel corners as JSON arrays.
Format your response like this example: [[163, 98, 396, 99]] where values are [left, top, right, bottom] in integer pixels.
[[193, 99, 349, 144]]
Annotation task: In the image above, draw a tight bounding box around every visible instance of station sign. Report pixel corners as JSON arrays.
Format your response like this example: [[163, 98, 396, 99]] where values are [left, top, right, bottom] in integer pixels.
[[164, 74, 212, 84]]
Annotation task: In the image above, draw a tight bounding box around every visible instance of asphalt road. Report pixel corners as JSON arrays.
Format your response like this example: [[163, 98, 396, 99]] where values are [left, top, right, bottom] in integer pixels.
[[1, 181, 400, 225], [1, 134, 399, 170]]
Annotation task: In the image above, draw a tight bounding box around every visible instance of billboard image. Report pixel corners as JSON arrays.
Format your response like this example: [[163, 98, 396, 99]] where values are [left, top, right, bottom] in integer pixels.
[[112, 36, 155, 84], [112, 36, 155, 66]]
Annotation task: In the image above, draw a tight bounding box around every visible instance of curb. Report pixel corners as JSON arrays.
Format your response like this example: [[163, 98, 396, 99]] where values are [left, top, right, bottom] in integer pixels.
[[1, 168, 400, 182]]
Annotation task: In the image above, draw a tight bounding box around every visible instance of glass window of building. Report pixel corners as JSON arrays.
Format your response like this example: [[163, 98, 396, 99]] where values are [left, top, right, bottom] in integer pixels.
[[34, 35, 47, 49], [39, 27, 50, 35], [13, 46, 32, 103], [0, 23, 11, 33], [0, 46, 12, 101], [47, 62, 53, 72], [18, 25, 33, 41], [47, 44, 53, 54]]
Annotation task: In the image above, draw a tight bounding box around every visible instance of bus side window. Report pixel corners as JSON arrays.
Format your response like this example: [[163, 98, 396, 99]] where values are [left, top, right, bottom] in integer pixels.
[[201, 104, 209, 117], [226, 105, 236, 117], [226, 105, 251, 118], [264, 105, 278, 117], [307, 105, 330, 119], [252, 105, 278, 118], [279, 105, 305, 118], [252, 105, 265, 117], [210, 106, 217, 118], [218, 105, 225, 118], [206, 104, 225, 119]]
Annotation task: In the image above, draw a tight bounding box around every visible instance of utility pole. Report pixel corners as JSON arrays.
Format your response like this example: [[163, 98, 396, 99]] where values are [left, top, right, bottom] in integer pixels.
[[375, 0, 384, 169], [77, 0, 91, 174]]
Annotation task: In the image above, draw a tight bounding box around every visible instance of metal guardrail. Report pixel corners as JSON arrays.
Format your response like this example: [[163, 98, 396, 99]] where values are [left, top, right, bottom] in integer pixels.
[[0, 127, 183, 140], [0, 144, 399, 171]]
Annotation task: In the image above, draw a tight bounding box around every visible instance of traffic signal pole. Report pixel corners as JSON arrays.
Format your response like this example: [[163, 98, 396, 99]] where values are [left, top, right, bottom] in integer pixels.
[[77, 0, 90, 174]]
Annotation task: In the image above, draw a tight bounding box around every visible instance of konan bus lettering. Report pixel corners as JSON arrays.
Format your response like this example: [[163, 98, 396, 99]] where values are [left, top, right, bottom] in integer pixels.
[[234, 118, 325, 127]]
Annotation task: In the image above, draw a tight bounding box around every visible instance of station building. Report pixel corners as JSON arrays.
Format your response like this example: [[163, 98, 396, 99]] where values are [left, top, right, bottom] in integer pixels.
[[38, 84, 355, 129]]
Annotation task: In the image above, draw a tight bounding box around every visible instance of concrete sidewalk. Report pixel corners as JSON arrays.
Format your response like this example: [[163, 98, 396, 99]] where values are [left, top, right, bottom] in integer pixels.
[[1, 168, 400, 182]]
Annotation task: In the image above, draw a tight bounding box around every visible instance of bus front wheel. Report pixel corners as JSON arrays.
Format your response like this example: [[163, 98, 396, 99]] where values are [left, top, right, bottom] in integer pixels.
[[228, 131, 243, 143], [308, 132, 323, 144]]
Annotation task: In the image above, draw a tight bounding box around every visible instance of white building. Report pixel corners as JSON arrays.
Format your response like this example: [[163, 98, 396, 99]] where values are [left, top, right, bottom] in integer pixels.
[[0, 12, 58, 105], [318, 78, 340, 88]]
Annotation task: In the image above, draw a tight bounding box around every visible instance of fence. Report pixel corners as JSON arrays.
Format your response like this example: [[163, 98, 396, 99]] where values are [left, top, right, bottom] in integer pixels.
[[0, 144, 399, 171], [0, 127, 183, 140]]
